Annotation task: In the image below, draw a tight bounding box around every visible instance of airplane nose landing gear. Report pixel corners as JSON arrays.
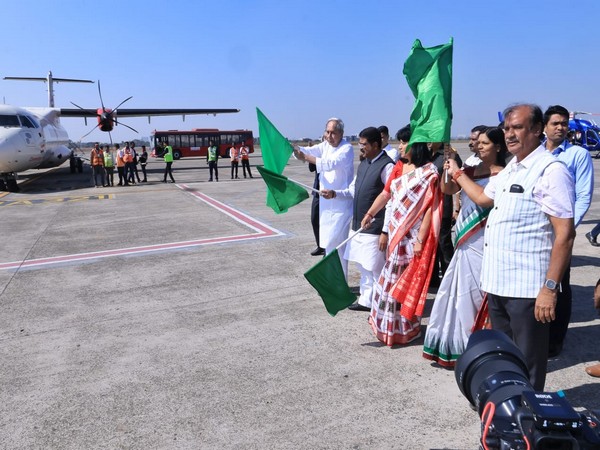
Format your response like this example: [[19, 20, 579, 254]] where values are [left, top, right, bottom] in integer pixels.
[[0, 173, 19, 192], [69, 152, 83, 173]]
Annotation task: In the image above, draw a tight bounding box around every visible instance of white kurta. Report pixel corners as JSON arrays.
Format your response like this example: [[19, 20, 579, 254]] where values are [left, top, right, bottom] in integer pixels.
[[300, 139, 354, 251]]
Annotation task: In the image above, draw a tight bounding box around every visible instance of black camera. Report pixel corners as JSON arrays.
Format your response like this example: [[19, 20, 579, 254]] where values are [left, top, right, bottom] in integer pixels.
[[455, 329, 600, 449]]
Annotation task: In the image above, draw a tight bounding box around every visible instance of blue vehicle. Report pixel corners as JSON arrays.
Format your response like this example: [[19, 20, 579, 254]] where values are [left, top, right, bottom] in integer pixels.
[[568, 112, 600, 158]]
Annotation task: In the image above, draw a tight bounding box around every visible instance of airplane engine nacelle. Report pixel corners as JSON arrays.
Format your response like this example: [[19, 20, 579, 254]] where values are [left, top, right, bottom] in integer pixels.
[[97, 108, 115, 132]]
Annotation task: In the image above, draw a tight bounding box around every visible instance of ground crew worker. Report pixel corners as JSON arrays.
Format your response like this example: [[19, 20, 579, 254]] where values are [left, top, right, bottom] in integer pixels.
[[207, 140, 219, 182], [230, 142, 240, 179], [103, 145, 115, 186], [123, 143, 136, 185], [90, 143, 105, 188], [139, 145, 148, 182], [115, 144, 126, 186], [163, 142, 175, 183], [240, 143, 253, 178]]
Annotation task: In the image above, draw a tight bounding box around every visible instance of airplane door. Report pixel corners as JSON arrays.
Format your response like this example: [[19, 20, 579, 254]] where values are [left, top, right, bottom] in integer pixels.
[[20, 130, 38, 147]]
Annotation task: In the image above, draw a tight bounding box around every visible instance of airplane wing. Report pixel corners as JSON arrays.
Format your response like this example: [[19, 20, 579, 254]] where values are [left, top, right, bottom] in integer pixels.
[[59, 108, 240, 117]]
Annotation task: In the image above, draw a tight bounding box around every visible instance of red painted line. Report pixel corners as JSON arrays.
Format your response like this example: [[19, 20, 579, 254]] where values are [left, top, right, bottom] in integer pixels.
[[1, 188, 285, 271]]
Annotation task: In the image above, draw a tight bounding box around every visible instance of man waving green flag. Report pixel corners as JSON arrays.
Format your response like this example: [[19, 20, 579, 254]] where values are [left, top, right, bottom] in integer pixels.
[[403, 38, 453, 146]]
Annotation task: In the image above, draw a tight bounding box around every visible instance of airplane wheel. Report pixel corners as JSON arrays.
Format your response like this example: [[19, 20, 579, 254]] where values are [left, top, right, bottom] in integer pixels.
[[7, 179, 19, 192], [0, 180, 6, 191], [77, 159, 84, 173]]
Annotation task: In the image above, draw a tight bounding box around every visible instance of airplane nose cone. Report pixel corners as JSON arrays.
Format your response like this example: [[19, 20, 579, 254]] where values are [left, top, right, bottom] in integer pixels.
[[0, 129, 27, 172]]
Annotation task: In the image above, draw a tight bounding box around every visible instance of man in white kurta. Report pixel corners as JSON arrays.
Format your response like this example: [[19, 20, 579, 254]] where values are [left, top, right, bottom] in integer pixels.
[[293, 118, 354, 277], [321, 127, 394, 310]]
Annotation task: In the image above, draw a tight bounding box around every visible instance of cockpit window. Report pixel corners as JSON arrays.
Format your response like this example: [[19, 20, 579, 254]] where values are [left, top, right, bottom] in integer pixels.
[[0, 115, 20, 127], [18, 115, 37, 128]]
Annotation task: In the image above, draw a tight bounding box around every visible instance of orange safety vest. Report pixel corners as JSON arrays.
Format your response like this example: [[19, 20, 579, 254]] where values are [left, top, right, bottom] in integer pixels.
[[123, 149, 133, 163], [116, 150, 125, 167], [240, 146, 249, 160], [90, 149, 104, 166]]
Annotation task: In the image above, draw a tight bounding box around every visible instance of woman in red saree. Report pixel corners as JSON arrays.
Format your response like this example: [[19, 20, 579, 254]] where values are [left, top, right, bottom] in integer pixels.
[[361, 142, 442, 345]]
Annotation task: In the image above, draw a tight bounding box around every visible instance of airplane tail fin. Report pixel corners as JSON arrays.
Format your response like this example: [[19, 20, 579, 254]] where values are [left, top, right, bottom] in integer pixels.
[[3, 71, 93, 107]]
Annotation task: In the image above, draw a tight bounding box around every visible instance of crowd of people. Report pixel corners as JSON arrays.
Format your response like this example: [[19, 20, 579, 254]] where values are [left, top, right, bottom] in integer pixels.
[[294, 104, 598, 391], [88, 141, 255, 186], [89, 142, 148, 187]]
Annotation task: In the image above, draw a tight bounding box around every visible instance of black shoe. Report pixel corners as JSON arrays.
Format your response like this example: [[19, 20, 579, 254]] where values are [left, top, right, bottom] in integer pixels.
[[348, 303, 370, 312], [586, 232, 600, 247], [209, 179, 213, 182], [310, 247, 325, 256], [548, 342, 563, 358]]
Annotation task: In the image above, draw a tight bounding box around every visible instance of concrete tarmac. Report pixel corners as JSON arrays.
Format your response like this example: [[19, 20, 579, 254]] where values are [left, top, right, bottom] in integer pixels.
[[1, 146, 599, 449]]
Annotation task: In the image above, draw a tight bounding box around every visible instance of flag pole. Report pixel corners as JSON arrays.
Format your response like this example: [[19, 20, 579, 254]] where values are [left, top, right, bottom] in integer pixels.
[[335, 222, 375, 251], [336, 227, 363, 251], [286, 176, 320, 194]]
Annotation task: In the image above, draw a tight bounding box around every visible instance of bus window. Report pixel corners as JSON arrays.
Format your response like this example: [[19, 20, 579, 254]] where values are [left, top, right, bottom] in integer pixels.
[[168, 135, 180, 147], [180, 135, 190, 147]]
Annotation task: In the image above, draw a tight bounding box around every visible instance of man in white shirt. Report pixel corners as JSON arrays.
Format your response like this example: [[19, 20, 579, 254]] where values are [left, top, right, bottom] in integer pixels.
[[378, 125, 399, 163], [293, 118, 354, 277], [464, 125, 488, 167], [445, 104, 575, 391]]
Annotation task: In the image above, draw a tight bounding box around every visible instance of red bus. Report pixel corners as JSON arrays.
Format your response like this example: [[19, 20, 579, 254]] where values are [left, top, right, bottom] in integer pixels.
[[151, 128, 254, 160]]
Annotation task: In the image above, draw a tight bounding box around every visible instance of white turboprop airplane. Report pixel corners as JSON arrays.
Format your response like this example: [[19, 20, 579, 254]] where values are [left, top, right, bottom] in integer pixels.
[[0, 72, 239, 192]]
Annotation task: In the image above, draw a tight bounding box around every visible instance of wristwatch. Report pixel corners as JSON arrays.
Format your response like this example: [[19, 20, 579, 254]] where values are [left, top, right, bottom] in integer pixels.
[[544, 279, 558, 291]]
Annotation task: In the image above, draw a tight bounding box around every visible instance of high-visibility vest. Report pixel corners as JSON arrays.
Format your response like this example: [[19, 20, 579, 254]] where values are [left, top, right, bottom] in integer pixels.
[[240, 146, 249, 160], [207, 146, 218, 161], [90, 149, 104, 166], [116, 150, 125, 167], [103, 151, 114, 168], [164, 146, 174, 163], [123, 149, 133, 163]]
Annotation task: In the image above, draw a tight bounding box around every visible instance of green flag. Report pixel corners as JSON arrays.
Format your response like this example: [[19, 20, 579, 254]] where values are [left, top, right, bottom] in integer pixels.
[[256, 165, 309, 214], [256, 108, 295, 211], [403, 38, 453, 146], [304, 249, 357, 317]]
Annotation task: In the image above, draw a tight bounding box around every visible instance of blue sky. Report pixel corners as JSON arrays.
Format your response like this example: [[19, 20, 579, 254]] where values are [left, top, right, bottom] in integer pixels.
[[2, 0, 600, 143]]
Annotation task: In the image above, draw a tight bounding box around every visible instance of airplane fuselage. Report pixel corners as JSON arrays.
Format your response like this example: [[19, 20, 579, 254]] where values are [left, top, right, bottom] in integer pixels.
[[0, 104, 71, 174]]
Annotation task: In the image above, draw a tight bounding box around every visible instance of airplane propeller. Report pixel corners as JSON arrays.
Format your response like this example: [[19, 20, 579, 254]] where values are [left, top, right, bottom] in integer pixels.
[[70, 80, 138, 143]]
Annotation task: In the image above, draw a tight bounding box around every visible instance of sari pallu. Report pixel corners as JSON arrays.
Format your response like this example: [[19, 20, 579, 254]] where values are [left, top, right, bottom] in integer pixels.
[[423, 175, 492, 367], [369, 162, 442, 346]]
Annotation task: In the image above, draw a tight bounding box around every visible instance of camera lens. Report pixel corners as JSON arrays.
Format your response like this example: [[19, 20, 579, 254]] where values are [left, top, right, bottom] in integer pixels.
[[455, 329, 533, 416]]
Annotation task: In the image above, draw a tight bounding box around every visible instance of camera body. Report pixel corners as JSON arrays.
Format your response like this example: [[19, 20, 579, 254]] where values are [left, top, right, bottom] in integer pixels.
[[455, 330, 600, 450]]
